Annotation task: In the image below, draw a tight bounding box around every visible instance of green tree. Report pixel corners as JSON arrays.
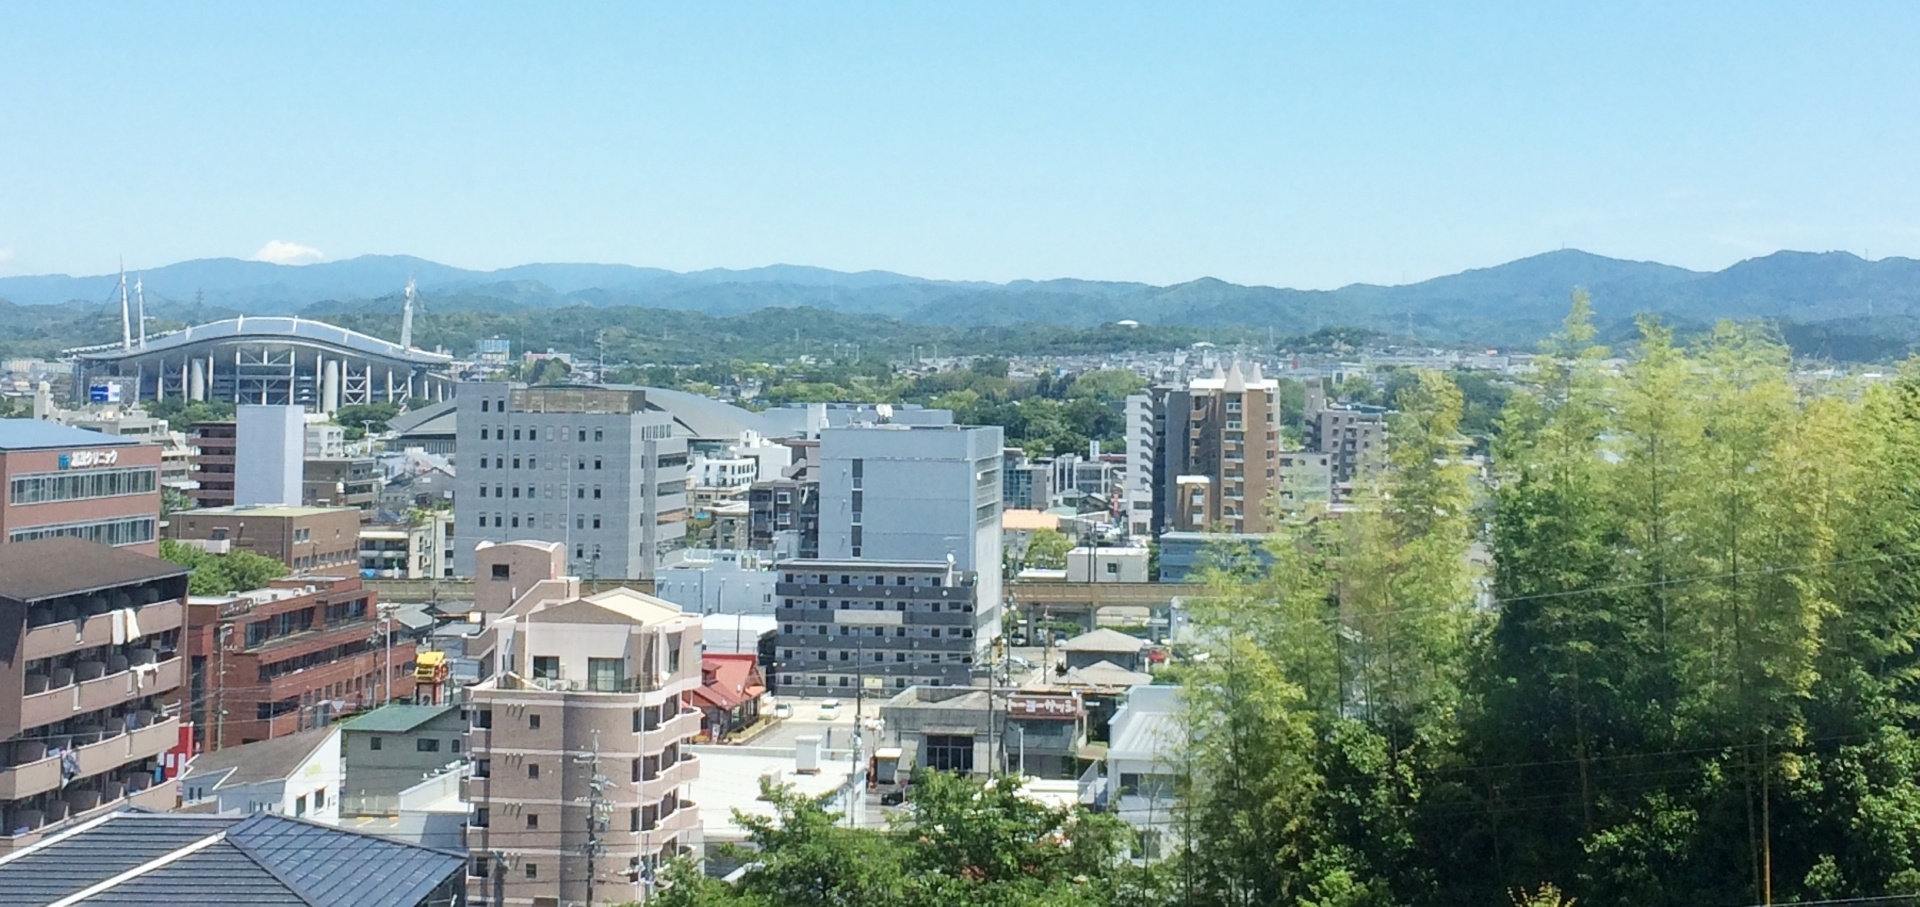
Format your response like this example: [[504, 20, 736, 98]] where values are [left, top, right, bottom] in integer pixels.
[[1024, 528, 1074, 570]]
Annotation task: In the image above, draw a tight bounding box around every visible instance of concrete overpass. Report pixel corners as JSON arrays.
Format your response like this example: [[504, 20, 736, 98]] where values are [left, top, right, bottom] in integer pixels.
[[1007, 581, 1207, 636]]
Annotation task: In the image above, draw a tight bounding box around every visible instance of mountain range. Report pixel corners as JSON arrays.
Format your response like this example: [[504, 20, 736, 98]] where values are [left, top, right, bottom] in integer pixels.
[[5, 249, 1919, 354]]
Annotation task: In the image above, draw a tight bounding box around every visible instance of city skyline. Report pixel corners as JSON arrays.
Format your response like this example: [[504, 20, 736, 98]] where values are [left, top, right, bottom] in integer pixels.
[[4, 3, 1917, 289]]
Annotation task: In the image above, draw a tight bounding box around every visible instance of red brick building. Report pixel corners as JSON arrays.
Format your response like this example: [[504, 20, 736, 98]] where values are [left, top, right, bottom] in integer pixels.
[[185, 575, 417, 751], [0, 419, 163, 556]]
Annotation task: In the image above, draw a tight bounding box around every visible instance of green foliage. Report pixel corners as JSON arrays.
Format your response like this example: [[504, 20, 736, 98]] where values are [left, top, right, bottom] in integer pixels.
[[1176, 294, 1920, 907], [1023, 528, 1073, 570], [645, 772, 1141, 907], [145, 397, 235, 426], [159, 538, 289, 595], [334, 401, 402, 434]]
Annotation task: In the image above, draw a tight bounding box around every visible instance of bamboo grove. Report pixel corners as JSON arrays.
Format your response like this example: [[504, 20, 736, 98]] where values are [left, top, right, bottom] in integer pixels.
[[1180, 293, 1920, 906]]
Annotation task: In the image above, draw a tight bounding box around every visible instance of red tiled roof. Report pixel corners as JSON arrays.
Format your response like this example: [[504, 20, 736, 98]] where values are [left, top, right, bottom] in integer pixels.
[[689, 652, 765, 711]]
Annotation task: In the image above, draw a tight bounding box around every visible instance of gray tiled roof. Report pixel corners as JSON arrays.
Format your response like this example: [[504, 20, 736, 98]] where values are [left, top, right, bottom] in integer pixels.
[[0, 810, 464, 907]]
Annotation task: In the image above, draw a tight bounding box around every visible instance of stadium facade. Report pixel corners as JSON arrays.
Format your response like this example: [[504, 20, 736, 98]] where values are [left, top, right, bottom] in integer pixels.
[[68, 316, 454, 412]]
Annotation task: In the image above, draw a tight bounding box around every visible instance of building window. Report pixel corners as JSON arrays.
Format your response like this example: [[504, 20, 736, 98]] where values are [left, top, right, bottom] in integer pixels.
[[491, 564, 510, 580], [594, 457, 603, 470], [471, 808, 490, 829], [526, 814, 539, 829], [593, 486, 602, 499], [417, 738, 441, 753], [480, 428, 489, 440], [533, 656, 560, 680], [528, 713, 541, 730], [525, 863, 538, 879], [369, 736, 382, 751], [594, 429, 604, 442], [925, 734, 975, 773], [528, 763, 540, 779]]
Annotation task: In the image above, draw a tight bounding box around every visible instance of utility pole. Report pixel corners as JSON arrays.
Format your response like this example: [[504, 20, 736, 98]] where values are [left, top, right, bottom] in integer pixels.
[[213, 621, 232, 751], [575, 729, 610, 906], [375, 603, 398, 706]]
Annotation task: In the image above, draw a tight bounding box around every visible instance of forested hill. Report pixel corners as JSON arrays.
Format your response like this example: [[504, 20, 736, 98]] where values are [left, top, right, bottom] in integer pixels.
[[5, 249, 1920, 354]]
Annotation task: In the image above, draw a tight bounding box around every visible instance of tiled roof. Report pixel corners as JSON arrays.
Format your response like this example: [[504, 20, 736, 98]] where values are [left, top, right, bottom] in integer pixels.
[[0, 537, 186, 604], [0, 810, 463, 907], [1060, 628, 1148, 653], [340, 702, 459, 734], [182, 727, 334, 788]]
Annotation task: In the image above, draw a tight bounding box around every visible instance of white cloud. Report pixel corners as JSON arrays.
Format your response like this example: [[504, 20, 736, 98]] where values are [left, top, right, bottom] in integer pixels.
[[0, 247, 14, 263], [253, 240, 325, 265]]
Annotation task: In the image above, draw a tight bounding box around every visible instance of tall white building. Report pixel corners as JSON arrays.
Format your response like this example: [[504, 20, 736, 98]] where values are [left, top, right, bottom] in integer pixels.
[[235, 404, 304, 506]]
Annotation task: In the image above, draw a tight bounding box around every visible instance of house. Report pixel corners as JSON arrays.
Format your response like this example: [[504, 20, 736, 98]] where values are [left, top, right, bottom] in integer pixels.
[[1091, 684, 1180, 860], [179, 726, 342, 822], [688, 652, 766, 742], [1060, 628, 1149, 673], [0, 810, 466, 906], [340, 702, 467, 813]]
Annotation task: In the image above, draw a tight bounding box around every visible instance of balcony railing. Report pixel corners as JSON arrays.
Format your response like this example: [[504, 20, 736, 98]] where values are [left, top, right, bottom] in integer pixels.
[[19, 657, 181, 732], [22, 601, 184, 662], [0, 717, 178, 801], [635, 751, 700, 802], [0, 766, 172, 850]]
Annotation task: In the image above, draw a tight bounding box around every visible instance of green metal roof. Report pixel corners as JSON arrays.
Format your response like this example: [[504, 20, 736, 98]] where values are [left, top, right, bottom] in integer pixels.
[[339, 702, 459, 734]]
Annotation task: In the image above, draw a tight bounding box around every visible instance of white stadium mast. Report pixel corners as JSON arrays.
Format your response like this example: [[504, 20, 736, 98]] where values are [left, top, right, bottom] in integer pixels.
[[400, 276, 417, 349], [117, 261, 132, 351]]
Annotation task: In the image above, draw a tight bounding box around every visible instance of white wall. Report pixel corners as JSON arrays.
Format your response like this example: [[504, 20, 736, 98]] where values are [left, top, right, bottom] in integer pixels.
[[236, 404, 305, 506]]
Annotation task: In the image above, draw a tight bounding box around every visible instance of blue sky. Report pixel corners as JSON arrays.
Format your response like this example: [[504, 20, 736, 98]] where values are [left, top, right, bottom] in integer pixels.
[[2, 2, 1916, 288]]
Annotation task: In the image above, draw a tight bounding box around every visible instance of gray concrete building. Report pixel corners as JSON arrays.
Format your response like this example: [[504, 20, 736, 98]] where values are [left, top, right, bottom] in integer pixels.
[[816, 423, 1005, 615], [453, 383, 690, 580], [773, 559, 993, 695], [339, 702, 467, 811]]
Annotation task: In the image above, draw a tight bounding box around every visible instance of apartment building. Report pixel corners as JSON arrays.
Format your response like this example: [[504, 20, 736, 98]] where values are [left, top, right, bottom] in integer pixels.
[[303, 456, 382, 518], [185, 574, 417, 751], [0, 420, 163, 556], [359, 512, 455, 579], [463, 541, 704, 906], [454, 383, 692, 580], [0, 538, 188, 851], [189, 420, 236, 508], [1303, 381, 1387, 492], [166, 504, 361, 572], [773, 559, 992, 695], [1132, 364, 1284, 537]]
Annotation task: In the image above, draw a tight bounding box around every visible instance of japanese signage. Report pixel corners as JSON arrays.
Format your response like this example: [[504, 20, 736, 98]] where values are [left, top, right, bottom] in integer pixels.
[[58, 449, 121, 469]]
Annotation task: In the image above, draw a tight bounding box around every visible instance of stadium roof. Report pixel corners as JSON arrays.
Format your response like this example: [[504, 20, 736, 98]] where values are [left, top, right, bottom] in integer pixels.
[[69, 316, 451, 366]]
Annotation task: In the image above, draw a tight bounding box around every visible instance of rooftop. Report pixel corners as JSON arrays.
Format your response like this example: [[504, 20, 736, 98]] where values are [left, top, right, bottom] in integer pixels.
[[340, 702, 460, 735], [0, 537, 186, 604], [178, 504, 356, 519], [0, 418, 140, 451], [0, 810, 464, 907], [183, 726, 335, 789], [1061, 628, 1149, 653], [690, 745, 860, 843], [1062, 660, 1156, 689]]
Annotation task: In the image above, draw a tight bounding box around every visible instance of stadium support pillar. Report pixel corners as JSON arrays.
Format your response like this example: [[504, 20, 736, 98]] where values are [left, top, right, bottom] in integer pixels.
[[189, 358, 206, 401], [323, 359, 341, 413]]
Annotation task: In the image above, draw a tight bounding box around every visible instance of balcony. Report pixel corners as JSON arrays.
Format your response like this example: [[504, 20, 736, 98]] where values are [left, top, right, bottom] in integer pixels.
[[0, 717, 179, 801], [0, 775, 173, 852], [19, 656, 181, 732], [635, 751, 700, 802], [22, 600, 184, 662]]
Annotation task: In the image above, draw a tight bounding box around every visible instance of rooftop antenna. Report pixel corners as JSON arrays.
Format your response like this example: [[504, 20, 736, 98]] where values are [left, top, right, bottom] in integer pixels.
[[400, 276, 417, 349], [118, 260, 132, 351], [135, 274, 147, 348]]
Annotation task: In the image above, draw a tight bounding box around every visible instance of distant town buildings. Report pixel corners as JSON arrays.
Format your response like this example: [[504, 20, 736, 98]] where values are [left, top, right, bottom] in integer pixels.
[[0, 419, 163, 555]]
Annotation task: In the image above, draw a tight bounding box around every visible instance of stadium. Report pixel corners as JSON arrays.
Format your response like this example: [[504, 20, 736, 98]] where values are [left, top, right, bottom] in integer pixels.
[[67, 315, 455, 411]]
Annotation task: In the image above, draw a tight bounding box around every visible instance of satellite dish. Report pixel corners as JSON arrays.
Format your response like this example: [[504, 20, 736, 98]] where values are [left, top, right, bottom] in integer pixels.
[[875, 403, 894, 423]]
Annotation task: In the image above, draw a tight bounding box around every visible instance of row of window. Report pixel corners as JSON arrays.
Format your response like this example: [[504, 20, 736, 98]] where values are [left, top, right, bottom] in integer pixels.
[[8, 467, 157, 505], [782, 623, 975, 638], [8, 515, 156, 547], [780, 647, 968, 664], [476, 513, 604, 529]]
